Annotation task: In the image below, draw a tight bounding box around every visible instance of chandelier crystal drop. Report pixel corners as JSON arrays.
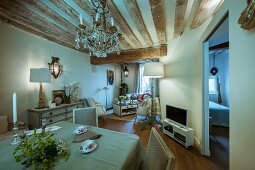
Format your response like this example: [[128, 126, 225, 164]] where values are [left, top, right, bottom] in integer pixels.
[[75, 0, 123, 57]]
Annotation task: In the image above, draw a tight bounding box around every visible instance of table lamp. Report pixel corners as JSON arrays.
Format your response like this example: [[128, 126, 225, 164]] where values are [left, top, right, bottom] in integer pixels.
[[30, 68, 51, 108], [142, 62, 164, 130]]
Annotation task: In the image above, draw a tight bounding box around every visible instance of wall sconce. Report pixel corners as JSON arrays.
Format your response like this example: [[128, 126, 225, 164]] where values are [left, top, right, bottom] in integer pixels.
[[48, 57, 63, 79], [123, 65, 129, 77]]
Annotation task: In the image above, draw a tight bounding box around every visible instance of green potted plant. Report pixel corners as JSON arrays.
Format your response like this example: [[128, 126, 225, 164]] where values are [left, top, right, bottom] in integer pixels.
[[13, 130, 70, 170]]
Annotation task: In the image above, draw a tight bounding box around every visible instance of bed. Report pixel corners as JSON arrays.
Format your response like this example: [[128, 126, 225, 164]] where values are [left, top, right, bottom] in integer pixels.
[[209, 101, 229, 127]]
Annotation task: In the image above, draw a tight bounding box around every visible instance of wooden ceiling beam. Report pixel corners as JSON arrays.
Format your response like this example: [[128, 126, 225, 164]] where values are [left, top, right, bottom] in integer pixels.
[[0, 15, 87, 53], [191, 0, 224, 29], [90, 45, 167, 65], [48, 0, 90, 29], [73, 0, 92, 15], [0, 4, 87, 53], [123, 0, 154, 47], [0, 0, 74, 41], [23, 0, 77, 33], [149, 0, 167, 44], [108, 0, 142, 48], [174, 0, 188, 38]]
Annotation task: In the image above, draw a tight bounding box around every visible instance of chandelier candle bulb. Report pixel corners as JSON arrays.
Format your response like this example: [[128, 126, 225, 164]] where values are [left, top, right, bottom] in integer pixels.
[[79, 14, 83, 24], [96, 13, 100, 22], [111, 17, 114, 26], [13, 92, 17, 122]]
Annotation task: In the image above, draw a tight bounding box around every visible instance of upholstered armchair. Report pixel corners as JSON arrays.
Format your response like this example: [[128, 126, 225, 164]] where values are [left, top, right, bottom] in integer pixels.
[[85, 97, 106, 117], [134, 98, 151, 124]]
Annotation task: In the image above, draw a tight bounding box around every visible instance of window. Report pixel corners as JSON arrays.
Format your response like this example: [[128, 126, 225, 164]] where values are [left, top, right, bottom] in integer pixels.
[[209, 76, 217, 94], [138, 64, 151, 94]]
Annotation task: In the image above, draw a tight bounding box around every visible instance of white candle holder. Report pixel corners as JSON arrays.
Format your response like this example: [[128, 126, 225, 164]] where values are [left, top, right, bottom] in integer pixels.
[[9, 122, 21, 145]]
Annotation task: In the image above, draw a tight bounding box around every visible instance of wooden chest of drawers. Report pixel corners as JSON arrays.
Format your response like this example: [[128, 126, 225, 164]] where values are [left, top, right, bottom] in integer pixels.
[[28, 102, 83, 129]]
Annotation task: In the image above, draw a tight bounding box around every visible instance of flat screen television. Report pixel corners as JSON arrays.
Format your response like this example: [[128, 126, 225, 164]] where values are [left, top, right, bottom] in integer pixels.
[[166, 105, 188, 128]]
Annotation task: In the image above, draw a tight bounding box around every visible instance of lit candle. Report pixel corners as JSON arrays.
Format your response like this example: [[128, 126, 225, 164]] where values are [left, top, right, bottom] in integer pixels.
[[96, 13, 100, 22], [13, 92, 17, 123], [111, 17, 114, 26], [79, 14, 83, 24]]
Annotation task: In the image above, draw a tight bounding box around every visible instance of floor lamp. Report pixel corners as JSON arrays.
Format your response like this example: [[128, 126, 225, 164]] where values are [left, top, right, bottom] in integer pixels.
[[30, 68, 51, 109], [142, 62, 164, 130], [103, 86, 109, 110]]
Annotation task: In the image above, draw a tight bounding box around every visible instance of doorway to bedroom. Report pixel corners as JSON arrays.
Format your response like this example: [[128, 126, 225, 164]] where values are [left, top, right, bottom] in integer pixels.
[[203, 13, 229, 169]]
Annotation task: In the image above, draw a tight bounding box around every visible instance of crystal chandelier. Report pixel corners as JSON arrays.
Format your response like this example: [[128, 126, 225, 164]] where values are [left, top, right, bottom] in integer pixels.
[[75, 0, 123, 57]]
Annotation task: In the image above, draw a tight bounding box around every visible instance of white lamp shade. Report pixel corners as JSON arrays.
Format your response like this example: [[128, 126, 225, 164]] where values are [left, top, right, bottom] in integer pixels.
[[143, 62, 164, 78], [30, 68, 51, 83]]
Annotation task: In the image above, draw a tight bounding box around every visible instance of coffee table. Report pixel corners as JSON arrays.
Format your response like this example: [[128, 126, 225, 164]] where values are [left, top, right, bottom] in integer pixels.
[[113, 102, 138, 117]]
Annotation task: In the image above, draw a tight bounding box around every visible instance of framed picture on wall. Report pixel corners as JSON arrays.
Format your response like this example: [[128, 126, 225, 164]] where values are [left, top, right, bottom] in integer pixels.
[[107, 70, 114, 85], [52, 90, 65, 106]]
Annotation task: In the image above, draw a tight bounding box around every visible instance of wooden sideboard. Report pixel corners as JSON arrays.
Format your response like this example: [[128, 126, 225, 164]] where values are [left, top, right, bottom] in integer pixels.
[[28, 102, 83, 129]]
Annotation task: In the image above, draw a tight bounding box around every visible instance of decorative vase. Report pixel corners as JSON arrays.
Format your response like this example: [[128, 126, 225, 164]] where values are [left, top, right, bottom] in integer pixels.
[[70, 87, 79, 103]]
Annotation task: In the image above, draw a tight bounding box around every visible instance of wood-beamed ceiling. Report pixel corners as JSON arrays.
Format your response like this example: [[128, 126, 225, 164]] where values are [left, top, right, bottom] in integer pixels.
[[0, 0, 224, 64]]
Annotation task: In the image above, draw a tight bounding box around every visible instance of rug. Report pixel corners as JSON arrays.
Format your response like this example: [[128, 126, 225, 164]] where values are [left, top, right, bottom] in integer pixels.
[[104, 113, 147, 122]]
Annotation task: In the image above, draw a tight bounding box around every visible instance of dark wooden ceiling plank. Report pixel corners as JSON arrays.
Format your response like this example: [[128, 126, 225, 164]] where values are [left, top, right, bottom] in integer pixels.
[[149, 0, 167, 44], [23, 0, 77, 33], [90, 45, 167, 65], [123, 0, 154, 47], [73, 0, 92, 16], [49, 0, 90, 29], [108, 0, 142, 48], [0, 15, 87, 53], [0, 7, 68, 42], [191, 0, 224, 29], [174, 0, 188, 38], [0, 0, 74, 41]]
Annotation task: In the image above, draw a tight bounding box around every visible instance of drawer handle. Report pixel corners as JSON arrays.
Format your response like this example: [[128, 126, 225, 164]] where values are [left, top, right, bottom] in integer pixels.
[[49, 119, 53, 123], [50, 112, 53, 116]]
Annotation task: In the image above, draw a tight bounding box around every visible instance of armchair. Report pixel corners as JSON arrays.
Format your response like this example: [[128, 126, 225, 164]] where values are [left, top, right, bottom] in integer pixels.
[[134, 98, 151, 124], [85, 97, 106, 117]]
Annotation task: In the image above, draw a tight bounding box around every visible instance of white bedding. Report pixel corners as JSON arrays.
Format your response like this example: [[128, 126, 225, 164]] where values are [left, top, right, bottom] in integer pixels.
[[209, 101, 229, 127]]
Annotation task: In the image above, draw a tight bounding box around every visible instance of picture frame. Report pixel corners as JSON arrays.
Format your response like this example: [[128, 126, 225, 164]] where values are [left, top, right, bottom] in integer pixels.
[[107, 70, 114, 85], [52, 90, 65, 106]]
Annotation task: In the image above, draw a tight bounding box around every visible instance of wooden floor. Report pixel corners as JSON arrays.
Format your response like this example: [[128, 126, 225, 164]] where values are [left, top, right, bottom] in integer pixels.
[[210, 126, 229, 170], [99, 118, 225, 170]]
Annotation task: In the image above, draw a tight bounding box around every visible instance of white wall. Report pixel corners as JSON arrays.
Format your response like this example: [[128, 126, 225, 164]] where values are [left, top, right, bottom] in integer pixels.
[[0, 22, 121, 123], [209, 50, 229, 107], [160, 0, 255, 169]]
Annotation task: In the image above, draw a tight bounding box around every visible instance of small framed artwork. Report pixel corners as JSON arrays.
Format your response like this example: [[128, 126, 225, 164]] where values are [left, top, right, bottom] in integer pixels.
[[52, 90, 65, 106], [107, 70, 114, 85]]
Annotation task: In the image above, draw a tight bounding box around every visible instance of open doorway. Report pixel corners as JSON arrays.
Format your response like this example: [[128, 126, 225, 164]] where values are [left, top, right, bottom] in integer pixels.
[[203, 13, 229, 169]]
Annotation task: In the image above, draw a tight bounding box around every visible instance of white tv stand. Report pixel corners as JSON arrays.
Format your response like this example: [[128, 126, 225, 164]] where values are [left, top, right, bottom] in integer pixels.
[[163, 119, 194, 148]]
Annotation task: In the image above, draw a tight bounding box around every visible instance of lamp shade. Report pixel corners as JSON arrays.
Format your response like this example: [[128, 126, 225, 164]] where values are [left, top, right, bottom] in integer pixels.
[[143, 62, 164, 78], [30, 68, 51, 83]]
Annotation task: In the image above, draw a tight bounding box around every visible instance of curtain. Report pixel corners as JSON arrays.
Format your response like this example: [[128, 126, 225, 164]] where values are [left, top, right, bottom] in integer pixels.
[[135, 64, 142, 93]]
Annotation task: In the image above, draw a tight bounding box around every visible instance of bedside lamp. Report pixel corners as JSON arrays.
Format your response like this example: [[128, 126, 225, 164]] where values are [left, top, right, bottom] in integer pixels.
[[30, 68, 51, 109], [142, 62, 164, 130]]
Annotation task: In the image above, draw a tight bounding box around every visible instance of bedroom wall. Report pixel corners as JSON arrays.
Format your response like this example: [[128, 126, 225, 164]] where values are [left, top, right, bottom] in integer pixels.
[[0, 22, 121, 123], [209, 50, 229, 107], [160, 0, 255, 169]]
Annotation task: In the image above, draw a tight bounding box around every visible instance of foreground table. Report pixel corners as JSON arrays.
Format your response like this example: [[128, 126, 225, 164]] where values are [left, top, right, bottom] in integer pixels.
[[0, 121, 144, 170]]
